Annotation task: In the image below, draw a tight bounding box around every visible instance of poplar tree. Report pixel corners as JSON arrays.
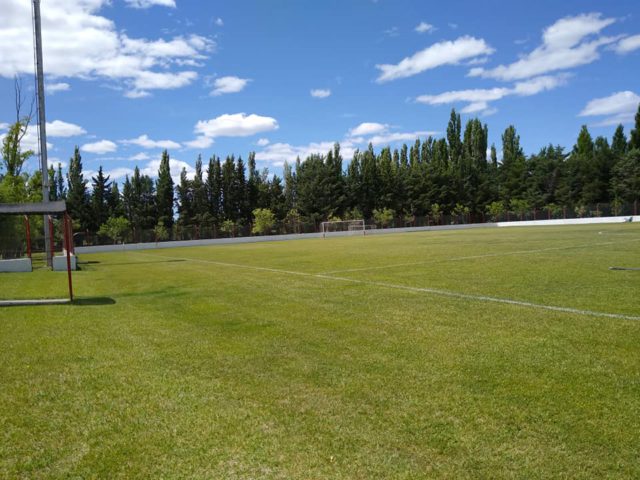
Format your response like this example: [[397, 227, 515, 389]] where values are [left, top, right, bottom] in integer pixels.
[[156, 150, 174, 229], [66, 146, 90, 230]]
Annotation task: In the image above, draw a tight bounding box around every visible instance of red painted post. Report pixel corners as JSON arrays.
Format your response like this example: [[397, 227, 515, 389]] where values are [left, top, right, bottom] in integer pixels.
[[24, 215, 32, 258], [48, 215, 55, 260], [63, 213, 74, 302]]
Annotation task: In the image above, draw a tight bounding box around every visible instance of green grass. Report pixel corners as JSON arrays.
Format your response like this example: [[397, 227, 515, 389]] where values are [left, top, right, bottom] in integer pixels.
[[1, 224, 640, 478]]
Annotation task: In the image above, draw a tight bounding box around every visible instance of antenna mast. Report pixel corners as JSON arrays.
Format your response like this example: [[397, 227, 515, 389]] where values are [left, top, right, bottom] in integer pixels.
[[32, 0, 52, 266]]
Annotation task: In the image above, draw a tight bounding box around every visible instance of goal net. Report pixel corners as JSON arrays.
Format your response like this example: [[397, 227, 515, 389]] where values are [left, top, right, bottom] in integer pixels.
[[0, 201, 75, 305], [320, 219, 365, 238]]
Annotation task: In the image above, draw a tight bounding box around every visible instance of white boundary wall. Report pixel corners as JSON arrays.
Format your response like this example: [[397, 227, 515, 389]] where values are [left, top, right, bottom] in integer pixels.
[[0, 258, 32, 272], [76, 216, 639, 254]]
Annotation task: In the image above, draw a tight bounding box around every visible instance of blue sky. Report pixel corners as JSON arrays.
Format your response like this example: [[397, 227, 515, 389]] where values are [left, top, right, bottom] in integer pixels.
[[1, 0, 639, 183]]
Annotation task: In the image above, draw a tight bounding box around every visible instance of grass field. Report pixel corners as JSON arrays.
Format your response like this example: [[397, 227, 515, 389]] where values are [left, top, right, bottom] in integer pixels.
[[1, 223, 640, 478]]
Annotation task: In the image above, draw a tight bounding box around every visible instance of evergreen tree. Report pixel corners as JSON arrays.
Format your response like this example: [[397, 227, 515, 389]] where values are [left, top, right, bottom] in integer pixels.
[[55, 163, 66, 200], [156, 150, 174, 229], [221, 155, 237, 221], [611, 125, 627, 159], [176, 167, 194, 227], [66, 146, 90, 230], [629, 104, 640, 150], [108, 182, 123, 218], [499, 126, 526, 203], [91, 166, 112, 231], [48, 165, 56, 200], [205, 156, 222, 225], [283, 160, 296, 211]]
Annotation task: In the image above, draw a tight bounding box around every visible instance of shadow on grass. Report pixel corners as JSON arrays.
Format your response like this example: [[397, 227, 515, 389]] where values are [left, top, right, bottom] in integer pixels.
[[72, 297, 116, 306]]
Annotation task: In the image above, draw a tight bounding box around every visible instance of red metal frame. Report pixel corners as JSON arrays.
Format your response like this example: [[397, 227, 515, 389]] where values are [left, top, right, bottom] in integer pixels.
[[63, 213, 74, 301], [24, 215, 32, 258]]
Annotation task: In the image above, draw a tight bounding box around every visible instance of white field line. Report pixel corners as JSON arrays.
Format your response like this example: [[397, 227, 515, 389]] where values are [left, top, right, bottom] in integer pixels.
[[132, 251, 640, 322], [320, 238, 640, 275]]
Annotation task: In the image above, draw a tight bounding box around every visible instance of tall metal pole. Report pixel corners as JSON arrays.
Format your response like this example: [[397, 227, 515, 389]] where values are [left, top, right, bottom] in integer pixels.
[[33, 0, 52, 266]]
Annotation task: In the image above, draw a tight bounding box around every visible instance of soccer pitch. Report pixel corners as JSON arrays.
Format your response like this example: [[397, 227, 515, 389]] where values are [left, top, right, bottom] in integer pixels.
[[1, 224, 639, 478]]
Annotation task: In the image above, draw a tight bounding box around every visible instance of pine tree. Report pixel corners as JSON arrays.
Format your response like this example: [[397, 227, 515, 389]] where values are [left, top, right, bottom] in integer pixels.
[[55, 163, 66, 200], [66, 146, 90, 230], [48, 165, 56, 200], [611, 125, 627, 159], [206, 156, 222, 225], [629, 104, 640, 150], [91, 166, 112, 231], [108, 182, 123, 218], [283, 160, 296, 211], [499, 126, 526, 203], [156, 150, 174, 229], [176, 167, 194, 227]]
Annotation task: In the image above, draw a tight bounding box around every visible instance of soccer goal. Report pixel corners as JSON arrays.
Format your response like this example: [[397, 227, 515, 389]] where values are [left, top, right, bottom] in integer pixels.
[[320, 219, 365, 238], [0, 201, 75, 306]]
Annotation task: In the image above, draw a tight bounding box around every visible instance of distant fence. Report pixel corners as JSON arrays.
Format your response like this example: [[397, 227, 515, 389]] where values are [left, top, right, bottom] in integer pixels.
[[76, 215, 640, 254]]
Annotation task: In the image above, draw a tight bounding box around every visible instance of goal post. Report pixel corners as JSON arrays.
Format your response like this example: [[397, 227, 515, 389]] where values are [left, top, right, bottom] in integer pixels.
[[320, 219, 365, 238], [0, 201, 74, 305]]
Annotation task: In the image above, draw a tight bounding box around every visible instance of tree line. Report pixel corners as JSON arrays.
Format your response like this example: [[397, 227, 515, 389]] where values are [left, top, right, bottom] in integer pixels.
[[2, 106, 640, 244]]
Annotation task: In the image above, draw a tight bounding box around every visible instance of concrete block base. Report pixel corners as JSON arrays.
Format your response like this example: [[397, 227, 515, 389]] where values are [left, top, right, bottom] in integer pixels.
[[0, 257, 33, 272]]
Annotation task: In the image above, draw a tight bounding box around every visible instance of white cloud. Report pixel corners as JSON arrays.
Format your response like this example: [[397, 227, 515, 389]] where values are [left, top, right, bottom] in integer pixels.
[[383, 27, 399, 38], [215, 17, 224, 27], [129, 152, 151, 161], [416, 74, 568, 114], [184, 136, 214, 149], [0, 0, 214, 97], [47, 82, 70, 94], [194, 113, 279, 138], [211, 76, 250, 96], [348, 122, 389, 137], [105, 167, 134, 180], [46, 120, 86, 137], [310, 88, 331, 98], [82, 140, 117, 154], [415, 22, 434, 34], [256, 138, 270, 146], [470, 13, 617, 81], [124, 0, 175, 8], [255, 141, 356, 167], [0, 122, 9, 130], [122, 134, 181, 149], [375, 36, 494, 82], [140, 157, 195, 183], [615, 34, 640, 54], [578, 90, 640, 126], [367, 131, 436, 146], [47, 158, 67, 169]]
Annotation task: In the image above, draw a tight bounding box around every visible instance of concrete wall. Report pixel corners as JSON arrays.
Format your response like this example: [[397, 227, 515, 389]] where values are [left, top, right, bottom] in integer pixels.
[[52, 254, 77, 271], [75, 215, 638, 254], [0, 257, 32, 272], [496, 215, 639, 228]]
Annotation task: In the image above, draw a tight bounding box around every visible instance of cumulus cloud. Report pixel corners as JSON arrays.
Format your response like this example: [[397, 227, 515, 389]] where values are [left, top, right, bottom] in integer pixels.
[[129, 152, 151, 161], [184, 136, 215, 149], [578, 90, 640, 126], [615, 34, 640, 54], [214, 17, 224, 27], [415, 22, 434, 34], [194, 113, 279, 138], [124, 0, 175, 8], [122, 134, 181, 149], [46, 120, 86, 137], [256, 138, 270, 146], [470, 13, 617, 81], [416, 74, 568, 114], [255, 141, 356, 167], [375, 36, 494, 82], [0, 0, 214, 97], [310, 88, 331, 98], [211, 76, 250, 96], [82, 140, 117, 154], [47, 82, 71, 94], [348, 122, 389, 137], [368, 131, 436, 146]]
